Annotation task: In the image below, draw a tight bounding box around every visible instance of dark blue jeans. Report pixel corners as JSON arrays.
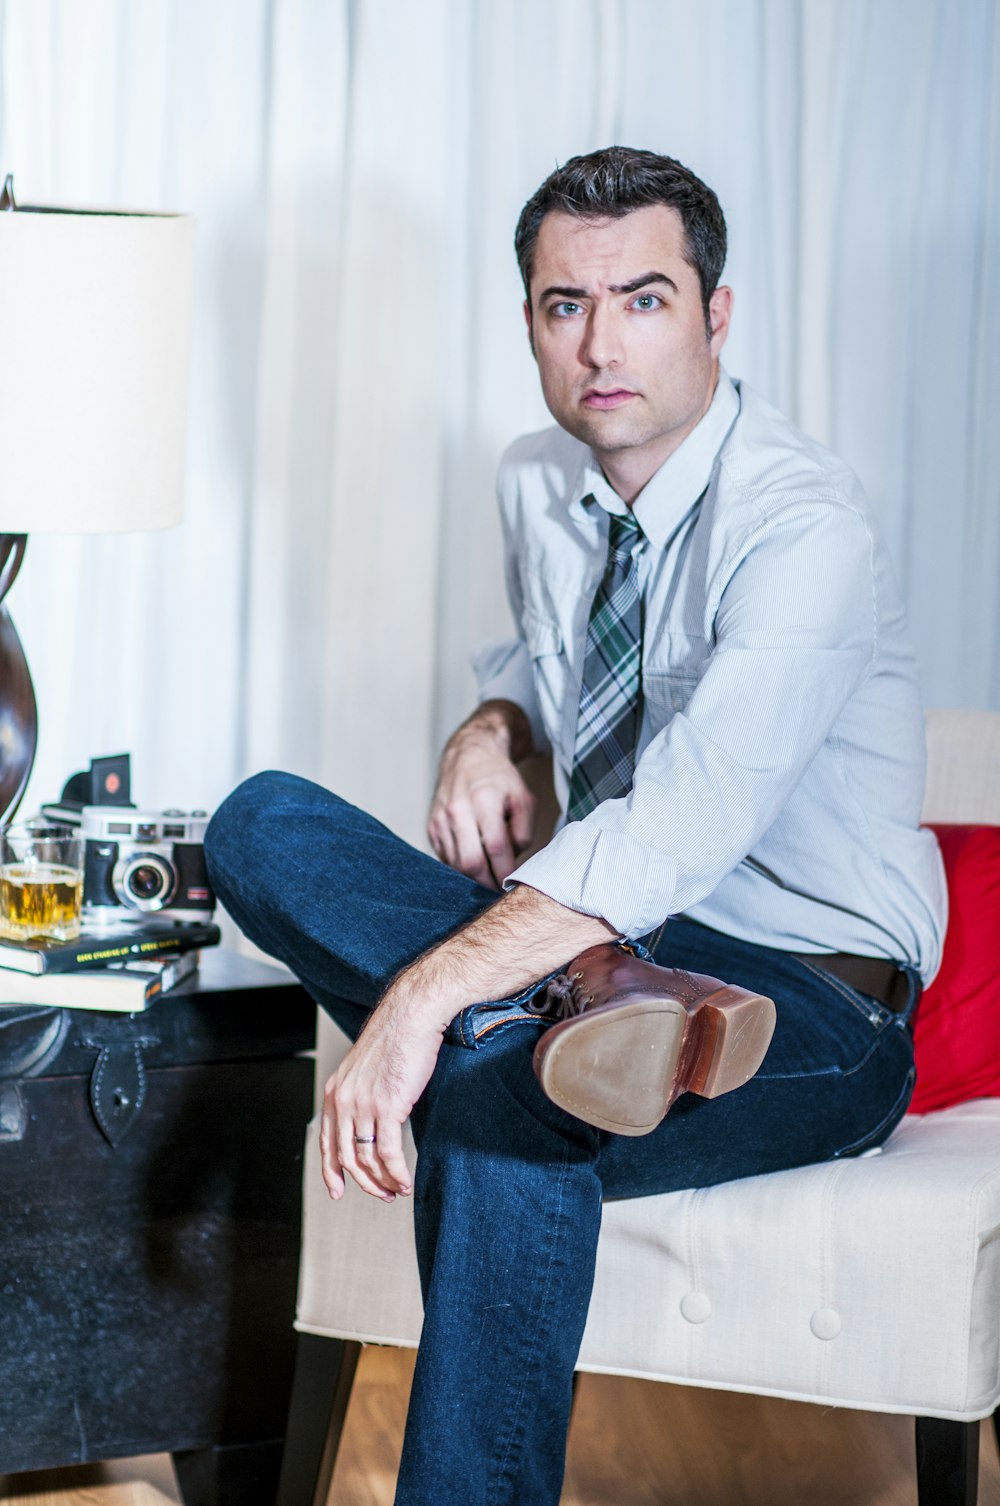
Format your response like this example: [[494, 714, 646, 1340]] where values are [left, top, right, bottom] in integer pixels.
[[205, 771, 918, 1506]]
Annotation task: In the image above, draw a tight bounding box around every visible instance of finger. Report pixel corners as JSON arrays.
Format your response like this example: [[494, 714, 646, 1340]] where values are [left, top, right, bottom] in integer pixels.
[[474, 797, 518, 885], [364, 1126, 411, 1197], [429, 800, 465, 871], [353, 1137, 397, 1198], [372, 1118, 412, 1195], [426, 804, 446, 853], [447, 804, 498, 888], [506, 784, 537, 852], [330, 1079, 394, 1201], [319, 1100, 345, 1199], [480, 846, 500, 890], [354, 1115, 409, 1195], [340, 1097, 399, 1200], [427, 810, 458, 868], [339, 1122, 396, 1201], [320, 1076, 345, 1197]]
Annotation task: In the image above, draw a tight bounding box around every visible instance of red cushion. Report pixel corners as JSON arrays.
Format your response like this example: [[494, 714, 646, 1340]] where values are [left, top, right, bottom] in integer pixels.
[[910, 825, 1000, 1113]]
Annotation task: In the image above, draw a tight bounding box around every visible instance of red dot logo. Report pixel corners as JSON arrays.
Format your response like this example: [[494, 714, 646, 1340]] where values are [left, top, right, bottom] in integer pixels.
[[105, 773, 121, 795]]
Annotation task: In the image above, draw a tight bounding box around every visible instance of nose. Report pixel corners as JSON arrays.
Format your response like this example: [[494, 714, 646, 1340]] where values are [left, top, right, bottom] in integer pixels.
[[580, 302, 624, 371]]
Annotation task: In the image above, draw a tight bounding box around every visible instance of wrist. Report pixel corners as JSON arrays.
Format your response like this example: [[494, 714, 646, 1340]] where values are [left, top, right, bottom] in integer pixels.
[[385, 887, 616, 1037], [461, 699, 533, 763], [382, 955, 462, 1036]]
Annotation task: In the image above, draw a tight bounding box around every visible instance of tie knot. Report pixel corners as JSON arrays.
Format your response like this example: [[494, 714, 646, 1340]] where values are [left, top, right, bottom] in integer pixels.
[[607, 510, 643, 562]]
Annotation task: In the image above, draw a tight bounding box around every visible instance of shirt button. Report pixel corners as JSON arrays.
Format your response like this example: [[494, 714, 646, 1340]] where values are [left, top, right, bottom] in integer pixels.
[[810, 1308, 842, 1340], [680, 1292, 712, 1324]]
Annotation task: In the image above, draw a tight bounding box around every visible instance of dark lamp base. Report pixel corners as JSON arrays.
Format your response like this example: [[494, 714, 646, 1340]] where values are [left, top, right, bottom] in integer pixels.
[[0, 531, 37, 824]]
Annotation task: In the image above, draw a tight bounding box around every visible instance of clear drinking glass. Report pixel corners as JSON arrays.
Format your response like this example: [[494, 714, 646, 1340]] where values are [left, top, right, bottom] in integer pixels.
[[0, 822, 84, 942]]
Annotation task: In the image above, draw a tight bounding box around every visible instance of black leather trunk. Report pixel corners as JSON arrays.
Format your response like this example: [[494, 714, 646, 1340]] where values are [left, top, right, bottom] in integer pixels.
[[0, 950, 315, 1505]]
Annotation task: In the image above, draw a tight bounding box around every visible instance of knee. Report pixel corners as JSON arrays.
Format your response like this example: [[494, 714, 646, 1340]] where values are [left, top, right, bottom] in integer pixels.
[[204, 770, 301, 898]]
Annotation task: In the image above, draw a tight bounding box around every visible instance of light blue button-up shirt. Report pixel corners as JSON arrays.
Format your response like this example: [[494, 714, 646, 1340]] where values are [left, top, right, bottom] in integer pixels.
[[474, 370, 946, 983]]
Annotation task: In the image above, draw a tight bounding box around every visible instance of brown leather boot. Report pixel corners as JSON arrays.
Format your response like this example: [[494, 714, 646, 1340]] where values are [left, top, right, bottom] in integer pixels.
[[531, 943, 776, 1136]]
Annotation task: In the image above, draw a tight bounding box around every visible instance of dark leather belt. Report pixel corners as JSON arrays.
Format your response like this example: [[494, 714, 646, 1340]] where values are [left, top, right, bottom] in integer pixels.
[[792, 952, 913, 1014]]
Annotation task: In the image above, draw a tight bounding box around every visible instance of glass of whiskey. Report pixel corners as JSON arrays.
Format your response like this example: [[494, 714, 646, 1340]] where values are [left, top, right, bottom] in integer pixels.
[[0, 823, 84, 942]]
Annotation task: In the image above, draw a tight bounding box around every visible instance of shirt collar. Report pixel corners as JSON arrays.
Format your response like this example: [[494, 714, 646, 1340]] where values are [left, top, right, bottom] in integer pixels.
[[569, 367, 740, 550]]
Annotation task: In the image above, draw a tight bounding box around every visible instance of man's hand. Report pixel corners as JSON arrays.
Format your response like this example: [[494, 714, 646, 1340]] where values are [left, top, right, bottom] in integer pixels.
[[320, 884, 616, 1202], [428, 700, 537, 888], [320, 977, 445, 1202]]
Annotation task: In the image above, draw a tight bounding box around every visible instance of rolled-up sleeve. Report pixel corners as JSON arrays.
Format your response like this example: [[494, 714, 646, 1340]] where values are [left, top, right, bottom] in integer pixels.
[[472, 637, 549, 753], [508, 501, 876, 935]]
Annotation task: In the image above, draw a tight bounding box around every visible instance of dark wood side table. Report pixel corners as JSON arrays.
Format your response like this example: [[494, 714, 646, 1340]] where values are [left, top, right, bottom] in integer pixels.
[[0, 949, 315, 1506]]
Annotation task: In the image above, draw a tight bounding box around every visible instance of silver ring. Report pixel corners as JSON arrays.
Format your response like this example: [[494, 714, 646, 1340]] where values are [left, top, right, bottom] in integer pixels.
[[353, 1134, 376, 1144]]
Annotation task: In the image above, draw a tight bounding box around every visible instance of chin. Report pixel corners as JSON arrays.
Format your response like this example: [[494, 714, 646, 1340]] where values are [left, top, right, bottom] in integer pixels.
[[570, 413, 649, 453]]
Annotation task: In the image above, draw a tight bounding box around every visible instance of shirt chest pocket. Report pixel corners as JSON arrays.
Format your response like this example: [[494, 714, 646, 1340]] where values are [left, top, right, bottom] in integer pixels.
[[643, 632, 710, 727]]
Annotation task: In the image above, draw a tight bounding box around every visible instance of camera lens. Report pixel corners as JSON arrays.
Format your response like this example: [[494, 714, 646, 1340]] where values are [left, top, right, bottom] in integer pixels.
[[129, 864, 165, 900], [112, 851, 177, 912]]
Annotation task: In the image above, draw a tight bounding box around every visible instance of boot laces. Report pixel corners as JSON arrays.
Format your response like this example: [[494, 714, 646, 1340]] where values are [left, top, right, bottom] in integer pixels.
[[524, 941, 645, 1021], [524, 970, 591, 1021]]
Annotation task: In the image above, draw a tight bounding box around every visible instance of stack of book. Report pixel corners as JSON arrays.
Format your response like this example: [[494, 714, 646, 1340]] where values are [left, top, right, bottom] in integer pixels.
[[0, 918, 222, 1012]]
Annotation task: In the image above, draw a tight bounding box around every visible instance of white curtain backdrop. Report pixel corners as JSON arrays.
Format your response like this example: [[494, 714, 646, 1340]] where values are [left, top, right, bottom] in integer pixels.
[[1, 0, 997, 857]]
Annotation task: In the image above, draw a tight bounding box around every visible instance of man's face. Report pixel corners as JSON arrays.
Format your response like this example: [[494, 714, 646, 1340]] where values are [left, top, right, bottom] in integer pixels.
[[525, 205, 731, 489]]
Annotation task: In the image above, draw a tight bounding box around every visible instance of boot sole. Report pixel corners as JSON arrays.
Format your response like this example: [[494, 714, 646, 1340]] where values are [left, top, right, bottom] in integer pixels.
[[533, 986, 776, 1136]]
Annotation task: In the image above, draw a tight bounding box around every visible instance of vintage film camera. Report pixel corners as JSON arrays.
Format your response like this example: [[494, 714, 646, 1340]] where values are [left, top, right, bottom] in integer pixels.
[[43, 754, 215, 924]]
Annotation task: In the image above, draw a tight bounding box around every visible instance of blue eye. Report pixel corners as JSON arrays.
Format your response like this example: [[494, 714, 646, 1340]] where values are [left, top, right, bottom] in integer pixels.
[[551, 301, 583, 317], [631, 293, 662, 311]]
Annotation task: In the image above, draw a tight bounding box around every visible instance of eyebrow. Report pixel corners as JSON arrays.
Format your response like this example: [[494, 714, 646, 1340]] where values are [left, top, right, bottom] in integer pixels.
[[537, 271, 679, 303], [612, 271, 678, 296]]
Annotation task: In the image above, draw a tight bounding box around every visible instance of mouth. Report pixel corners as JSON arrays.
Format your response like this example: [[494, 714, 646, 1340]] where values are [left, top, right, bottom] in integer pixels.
[[581, 388, 638, 411]]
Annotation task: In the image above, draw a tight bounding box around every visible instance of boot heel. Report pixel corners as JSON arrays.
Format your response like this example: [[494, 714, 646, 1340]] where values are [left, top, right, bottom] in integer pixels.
[[532, 1000, 688, 1136], [688, 987, 776, 1098]]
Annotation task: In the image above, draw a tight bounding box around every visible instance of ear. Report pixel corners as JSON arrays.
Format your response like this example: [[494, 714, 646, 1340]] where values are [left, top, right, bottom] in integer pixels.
[[708, 285, 733, 357]]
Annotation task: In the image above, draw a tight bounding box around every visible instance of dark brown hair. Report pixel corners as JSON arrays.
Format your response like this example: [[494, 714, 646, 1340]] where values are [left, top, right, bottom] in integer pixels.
[[515, 146, 727, 328]]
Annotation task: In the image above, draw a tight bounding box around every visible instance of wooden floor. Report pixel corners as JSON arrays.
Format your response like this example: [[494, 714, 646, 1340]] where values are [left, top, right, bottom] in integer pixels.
[[3, 1345, 1000, 1505]]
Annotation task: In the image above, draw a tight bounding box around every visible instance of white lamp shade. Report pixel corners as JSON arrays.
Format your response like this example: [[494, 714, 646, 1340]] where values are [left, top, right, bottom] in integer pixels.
[[0, 202, 196, 534]]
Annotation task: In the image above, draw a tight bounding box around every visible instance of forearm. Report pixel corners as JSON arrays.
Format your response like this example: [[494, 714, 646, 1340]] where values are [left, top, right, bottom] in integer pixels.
[[379, 883, 616, 1035], [324, 836, 615, 1205]]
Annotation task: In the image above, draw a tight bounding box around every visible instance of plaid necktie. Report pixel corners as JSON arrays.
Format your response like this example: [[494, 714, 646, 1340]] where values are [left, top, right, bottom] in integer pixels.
[[566, 506, 645, 821]]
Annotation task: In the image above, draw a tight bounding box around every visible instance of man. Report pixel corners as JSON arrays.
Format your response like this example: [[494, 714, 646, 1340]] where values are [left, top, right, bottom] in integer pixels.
[[206, 147, 945, 1506]]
